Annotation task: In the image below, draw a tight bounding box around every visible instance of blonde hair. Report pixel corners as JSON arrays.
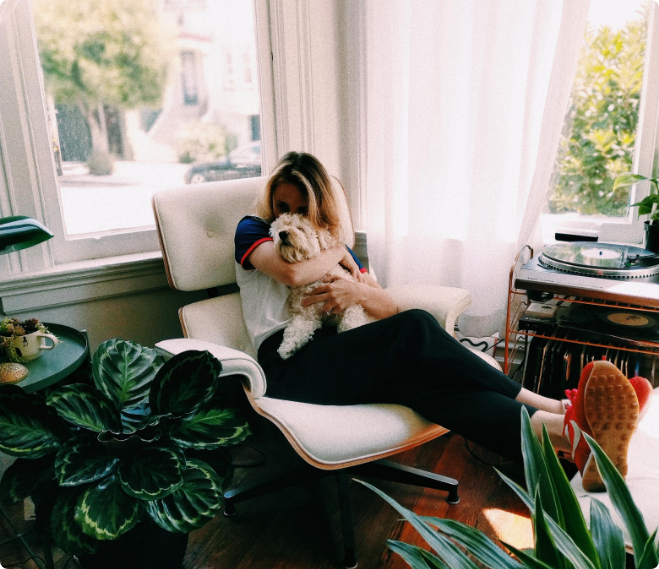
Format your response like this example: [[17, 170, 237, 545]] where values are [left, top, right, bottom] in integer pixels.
[[257, 152, 344, 240]]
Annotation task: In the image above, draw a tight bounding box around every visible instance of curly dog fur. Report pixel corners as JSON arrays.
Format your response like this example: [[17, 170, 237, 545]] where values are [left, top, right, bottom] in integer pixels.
[[270, 213, 373, 359]]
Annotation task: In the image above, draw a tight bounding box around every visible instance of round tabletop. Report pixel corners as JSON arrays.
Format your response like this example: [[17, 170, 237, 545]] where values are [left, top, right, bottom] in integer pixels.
[[4, 323, 89, 393]]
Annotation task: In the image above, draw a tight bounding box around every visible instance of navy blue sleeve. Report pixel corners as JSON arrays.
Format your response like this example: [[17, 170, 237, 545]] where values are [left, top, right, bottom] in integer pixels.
[[235, 216, 272, 270], [346, 246, 366, 272]]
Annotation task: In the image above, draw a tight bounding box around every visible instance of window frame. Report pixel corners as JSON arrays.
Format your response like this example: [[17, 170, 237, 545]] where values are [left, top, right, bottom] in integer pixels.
[[547, 2, 659, 246], [0, 0, 277, 280]]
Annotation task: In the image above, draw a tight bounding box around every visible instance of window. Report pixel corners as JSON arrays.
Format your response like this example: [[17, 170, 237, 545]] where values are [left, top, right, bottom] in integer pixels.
[[541, 0, 659, 245], [0, 0, 266, 270]]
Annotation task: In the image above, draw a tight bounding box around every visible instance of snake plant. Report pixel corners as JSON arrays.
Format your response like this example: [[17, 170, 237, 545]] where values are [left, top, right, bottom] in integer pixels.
[[361, 407, 658, 569], [0, 339, 250, 555]]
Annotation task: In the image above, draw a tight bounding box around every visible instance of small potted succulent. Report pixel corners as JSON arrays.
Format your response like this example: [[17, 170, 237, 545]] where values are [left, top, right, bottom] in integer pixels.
[[0, 317, 58, 363], [613, 173, 659, 252], [0, 338, 250, 569]]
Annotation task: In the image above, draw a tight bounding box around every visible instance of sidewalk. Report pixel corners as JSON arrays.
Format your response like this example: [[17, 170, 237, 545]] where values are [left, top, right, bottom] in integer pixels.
[[59, 161, 189, 187]]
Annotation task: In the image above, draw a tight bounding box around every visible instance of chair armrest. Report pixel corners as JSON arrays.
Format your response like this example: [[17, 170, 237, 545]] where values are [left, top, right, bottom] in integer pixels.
[[155, 338, 267, 398], [385, 285, 472, 335]]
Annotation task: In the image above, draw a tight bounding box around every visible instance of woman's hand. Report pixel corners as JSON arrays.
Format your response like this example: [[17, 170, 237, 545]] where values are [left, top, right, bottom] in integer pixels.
[[301, 276, 365, 314], [339, 250, 365, 282]]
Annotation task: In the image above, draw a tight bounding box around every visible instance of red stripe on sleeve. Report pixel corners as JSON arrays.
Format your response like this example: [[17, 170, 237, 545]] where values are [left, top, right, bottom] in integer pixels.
[[360, 268, 368, 273], [241, 237, 273, 268]]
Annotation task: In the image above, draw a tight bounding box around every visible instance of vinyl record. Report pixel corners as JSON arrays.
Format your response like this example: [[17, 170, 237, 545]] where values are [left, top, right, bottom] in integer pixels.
[[557, 303, 659, 342]]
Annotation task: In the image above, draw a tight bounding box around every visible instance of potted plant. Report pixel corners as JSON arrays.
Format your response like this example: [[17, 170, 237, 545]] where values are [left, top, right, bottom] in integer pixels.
[[0, 338, 250, 569], [0, 317, 57, 362], [361, 407, 658, 569], [613, 173, 659, 252]]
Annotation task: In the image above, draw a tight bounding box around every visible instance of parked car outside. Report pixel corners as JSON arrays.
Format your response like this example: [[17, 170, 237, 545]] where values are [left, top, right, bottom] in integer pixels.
[[184, 141, 261, 184]]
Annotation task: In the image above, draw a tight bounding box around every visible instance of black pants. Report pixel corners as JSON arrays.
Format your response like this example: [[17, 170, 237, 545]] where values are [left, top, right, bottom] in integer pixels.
[[258, 309, 538, 461]]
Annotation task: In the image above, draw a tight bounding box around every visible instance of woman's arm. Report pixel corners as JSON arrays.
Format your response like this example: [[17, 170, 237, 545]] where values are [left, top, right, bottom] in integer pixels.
[[302, 271, 399, 320], [249, 241, 362, 286]]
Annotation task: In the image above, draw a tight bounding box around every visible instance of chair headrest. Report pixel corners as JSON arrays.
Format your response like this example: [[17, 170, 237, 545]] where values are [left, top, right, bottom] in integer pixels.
[[153, 176, 355, 292]]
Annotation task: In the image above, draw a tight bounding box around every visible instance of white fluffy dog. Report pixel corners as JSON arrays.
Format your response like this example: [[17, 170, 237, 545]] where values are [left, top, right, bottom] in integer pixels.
[[270, 213, 373, 359]]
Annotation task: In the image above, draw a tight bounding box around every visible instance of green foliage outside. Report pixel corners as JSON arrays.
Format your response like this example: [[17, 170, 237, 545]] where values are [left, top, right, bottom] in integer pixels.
[[33, 0, 173, 156], [549, 6, 648, 217], [177, 122, 230, 164]]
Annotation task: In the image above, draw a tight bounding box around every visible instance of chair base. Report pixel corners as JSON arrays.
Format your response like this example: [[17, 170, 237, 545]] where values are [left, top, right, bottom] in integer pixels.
[[223, 455, 459, 567]]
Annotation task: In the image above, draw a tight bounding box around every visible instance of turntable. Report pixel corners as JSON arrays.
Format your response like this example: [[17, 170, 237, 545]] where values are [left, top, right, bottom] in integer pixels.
[[515, 242, 659, 307]]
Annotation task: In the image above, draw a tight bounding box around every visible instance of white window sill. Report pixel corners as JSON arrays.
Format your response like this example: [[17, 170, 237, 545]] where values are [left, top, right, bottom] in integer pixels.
[[0, 251, 169, 313]]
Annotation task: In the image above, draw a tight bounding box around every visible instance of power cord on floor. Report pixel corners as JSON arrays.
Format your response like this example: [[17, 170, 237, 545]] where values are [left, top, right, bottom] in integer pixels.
[[463, 438, 501, 467], [229, 444, 266, 468]]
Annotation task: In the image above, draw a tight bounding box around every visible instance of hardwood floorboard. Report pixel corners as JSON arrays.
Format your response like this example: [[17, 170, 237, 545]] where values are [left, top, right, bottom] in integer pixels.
[[0, 433, 535, 569]]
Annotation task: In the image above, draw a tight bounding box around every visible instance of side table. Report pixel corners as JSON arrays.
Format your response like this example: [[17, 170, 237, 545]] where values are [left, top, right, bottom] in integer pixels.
[[8, 323, 89, 393], [0, 323, 88, 569]]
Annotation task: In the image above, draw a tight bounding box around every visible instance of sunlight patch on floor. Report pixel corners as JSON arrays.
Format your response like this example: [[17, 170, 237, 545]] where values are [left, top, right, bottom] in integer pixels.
[[482, 508, 533, 549]]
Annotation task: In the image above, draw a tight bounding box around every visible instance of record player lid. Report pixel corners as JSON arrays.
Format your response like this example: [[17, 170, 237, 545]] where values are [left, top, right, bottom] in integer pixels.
[[539, 242, 659, 278]]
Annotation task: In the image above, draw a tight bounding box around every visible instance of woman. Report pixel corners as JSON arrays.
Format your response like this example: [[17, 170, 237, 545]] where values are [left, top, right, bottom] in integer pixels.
[[234, 151, 650, 492]]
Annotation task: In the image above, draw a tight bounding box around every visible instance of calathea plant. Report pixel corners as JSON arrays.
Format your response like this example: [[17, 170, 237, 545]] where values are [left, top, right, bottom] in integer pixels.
[[0, 339, 250, 555], [361, 407, 659, 569]]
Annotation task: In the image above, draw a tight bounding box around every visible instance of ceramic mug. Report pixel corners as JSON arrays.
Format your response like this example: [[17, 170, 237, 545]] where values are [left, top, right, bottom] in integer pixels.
[[9, 331, 59, 361]]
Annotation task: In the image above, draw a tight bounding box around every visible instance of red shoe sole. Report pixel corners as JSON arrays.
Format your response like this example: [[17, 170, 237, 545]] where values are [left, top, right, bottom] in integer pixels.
[[582, 361, 639, 492]]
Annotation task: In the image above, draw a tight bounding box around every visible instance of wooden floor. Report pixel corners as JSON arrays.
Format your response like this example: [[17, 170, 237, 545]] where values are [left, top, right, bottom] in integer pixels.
[[186, 433, 533, 569], [0, 433, 535, 569]]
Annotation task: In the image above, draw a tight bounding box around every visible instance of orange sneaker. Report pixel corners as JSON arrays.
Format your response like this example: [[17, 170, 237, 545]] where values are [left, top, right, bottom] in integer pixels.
[[563, 360, 639, 492]]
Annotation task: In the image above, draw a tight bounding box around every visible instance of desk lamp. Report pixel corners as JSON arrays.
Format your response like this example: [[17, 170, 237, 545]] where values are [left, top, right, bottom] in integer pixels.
[[0, 216, 54, 383]]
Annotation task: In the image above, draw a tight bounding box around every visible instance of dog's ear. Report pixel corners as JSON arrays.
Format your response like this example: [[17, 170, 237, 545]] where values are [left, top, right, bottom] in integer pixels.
[[317, 228, 336, 250]]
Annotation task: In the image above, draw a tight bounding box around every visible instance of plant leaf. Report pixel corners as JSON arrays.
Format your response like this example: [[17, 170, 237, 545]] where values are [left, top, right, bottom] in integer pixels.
[[419, 517, 523, 569], [75, 474, 143, 540], [0, 456, 55, 502], [501, 542, 558, 569], [93, 338, 164, 411], [47, 384, 121, 433], [637, 528, 659, 569], [541, 427, 599, 565], [0, 388, 66, 457], [631, 194, 659, 216], [613, 173, 648, 191], [585, 432, 658, 568], [117, 445, 185, 500], [50, 488, 98, 555], [145, 458, 226, 533], [388, 540, 449, 568], [533, 484, 564, 569], [356, 480, 480, 568], [520, 409, 560, 524], [170, 405, 251, 450], [149, 351, 222, 416], [589, 497, 625, 569], [54, 435, 118, 486]]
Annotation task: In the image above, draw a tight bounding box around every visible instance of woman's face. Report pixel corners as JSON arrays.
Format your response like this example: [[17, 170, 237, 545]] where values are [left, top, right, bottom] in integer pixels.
[[272, 182, 309, 218]]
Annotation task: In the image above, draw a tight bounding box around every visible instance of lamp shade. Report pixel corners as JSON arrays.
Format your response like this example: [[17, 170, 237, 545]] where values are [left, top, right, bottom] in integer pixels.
[[0, 216, 53, 254]]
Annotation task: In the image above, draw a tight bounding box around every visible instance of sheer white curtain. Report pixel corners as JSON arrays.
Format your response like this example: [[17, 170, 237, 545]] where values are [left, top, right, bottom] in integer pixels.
[[365, 0, 589, 338]]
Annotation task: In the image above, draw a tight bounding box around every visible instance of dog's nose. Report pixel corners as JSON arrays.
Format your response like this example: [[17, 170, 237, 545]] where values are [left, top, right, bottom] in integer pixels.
[[279, 231, 289, 241]]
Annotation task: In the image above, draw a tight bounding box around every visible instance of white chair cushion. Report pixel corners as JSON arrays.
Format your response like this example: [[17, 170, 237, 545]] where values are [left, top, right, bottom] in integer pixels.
[[256, 398, 445, 467], [571, 388, 659, 550]]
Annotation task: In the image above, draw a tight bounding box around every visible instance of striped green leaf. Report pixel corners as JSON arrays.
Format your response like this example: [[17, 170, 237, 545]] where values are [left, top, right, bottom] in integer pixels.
[[145, 458, 226, 533], [541, 427, 599, 566], [501, 543, 557, 569], [0, 456, 55, 502], [419, 517, 523, 569], [93, 338, 164, 411], [54, 435, 118, 487], [0, 388, 66, 457], [387, 540, 450, 568], [613, 173, 650, 191], [75, 474, 143, 540], [589, 497, 625, 569], [50, 488, 98, 555], [637, 529, 659, 569], [585, 432, 657, 569], [533, 484, 564, 569], [149, 351, 222, 416], [170, 405, 250, 450], [356, 480, 480, 569], [117, 445, 185, 500], [520, 409, 561, 526], [47, 384, 121, 433]]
